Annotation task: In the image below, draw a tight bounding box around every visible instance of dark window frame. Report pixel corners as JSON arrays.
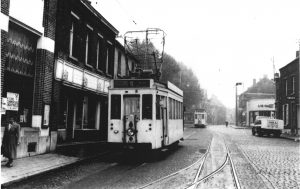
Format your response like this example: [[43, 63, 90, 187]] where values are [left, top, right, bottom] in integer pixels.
[[111, 95, 121, 119], [142, 94, 153, 120], [156, 95, 161, 120]]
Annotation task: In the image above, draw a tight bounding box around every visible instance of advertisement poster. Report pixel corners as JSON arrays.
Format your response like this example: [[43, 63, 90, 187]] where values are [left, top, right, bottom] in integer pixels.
[[43, 105, 50, 126], [7, 92, 19, 111]]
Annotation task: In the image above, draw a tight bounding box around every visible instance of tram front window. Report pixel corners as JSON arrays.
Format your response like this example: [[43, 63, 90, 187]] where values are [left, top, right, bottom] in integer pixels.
[[124, 95, 140, 117], [111, 95, 121, 119]]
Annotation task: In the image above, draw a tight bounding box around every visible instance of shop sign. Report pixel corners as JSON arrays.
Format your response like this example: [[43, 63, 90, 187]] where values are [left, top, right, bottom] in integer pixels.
[[1, 98, 7, 114], [55, 59, 110, 94], [287, 96, 295, 100], [258, 104, 274, 108], [7, 92, 19, 111]]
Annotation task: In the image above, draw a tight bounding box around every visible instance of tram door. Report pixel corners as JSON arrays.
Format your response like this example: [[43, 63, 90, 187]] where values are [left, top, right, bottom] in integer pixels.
[[161, 96, 168, 146], [123, 96, 140, 143]]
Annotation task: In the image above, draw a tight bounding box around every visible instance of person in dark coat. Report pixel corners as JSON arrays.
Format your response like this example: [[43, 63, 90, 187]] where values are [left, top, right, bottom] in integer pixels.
[[1, 117, 20, 167]]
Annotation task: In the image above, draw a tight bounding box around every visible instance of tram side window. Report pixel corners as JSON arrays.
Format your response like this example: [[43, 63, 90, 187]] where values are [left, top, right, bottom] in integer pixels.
[[168, 98, 172, 119], [176, 101, 179, 119], [156, 95, 161, 120], [171, 99, 174, 119], [174, 99, 177, 119], [142, 94, 152, 119], [179, 102, 182, 119], [111, 95, 121, 119], [178, 101, 180, 119], [175, 100, 178, 119]]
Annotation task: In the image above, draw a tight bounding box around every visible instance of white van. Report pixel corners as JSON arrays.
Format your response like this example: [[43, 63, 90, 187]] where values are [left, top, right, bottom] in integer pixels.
[[252, 116, 284, 137]]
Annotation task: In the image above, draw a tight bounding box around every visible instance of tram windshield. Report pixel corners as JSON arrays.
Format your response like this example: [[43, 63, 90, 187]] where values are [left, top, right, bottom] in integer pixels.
[[124, 95, 140, 117]]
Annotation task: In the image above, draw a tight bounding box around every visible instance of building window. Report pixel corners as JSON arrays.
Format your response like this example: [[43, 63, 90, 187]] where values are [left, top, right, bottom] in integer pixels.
[[69, 12, 80, 60], [85, 25, 93, 66], [106, 41, 114, 76], [283, 104, 289, 125], [75, 96, 97, 129], [106, 48, 109, 73], [117, 51, 122, 75], [96, 34, 103, 70], [142, 94, 152, 119], [285, 79, 288, 96], [96, 40, 100, 69], [292, 76, 295, 94]]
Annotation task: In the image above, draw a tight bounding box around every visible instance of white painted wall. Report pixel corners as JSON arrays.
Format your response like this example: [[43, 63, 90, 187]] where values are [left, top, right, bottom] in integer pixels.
[[10, 0, 44, 33]]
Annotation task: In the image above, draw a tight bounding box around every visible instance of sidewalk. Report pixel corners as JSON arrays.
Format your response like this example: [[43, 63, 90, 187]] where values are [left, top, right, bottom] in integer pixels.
[[280, 133, 300, 142], [230, 125, 300, 142], [1, 141, 109, 186]]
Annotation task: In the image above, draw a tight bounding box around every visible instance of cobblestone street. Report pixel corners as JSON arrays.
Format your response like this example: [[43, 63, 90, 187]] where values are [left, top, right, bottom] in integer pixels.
[[209, 125, 300, 189]]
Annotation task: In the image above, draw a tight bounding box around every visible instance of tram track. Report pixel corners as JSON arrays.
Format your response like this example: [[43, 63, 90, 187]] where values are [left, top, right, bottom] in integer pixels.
[[137, 138, 212, 189], [138, 132, 241, 189], [186, 134, 240, 189]]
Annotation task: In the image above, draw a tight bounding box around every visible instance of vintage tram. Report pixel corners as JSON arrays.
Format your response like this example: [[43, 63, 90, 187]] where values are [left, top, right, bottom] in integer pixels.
[[194, 109, 207, 128], [108, 79, 183, 150]]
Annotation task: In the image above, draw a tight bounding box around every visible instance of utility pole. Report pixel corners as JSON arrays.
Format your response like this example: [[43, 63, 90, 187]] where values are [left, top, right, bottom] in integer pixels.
[[298, 40, 300, 135], [235, 82, 242, 126]]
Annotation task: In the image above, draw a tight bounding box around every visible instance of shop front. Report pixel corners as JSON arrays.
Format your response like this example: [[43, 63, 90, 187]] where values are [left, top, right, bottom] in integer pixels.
[[54, 59, 110, 143], [1, 19, 55, 158], [246, 99, 275, 126]]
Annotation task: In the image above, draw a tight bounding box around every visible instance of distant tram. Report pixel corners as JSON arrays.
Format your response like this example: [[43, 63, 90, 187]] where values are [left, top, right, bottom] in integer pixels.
[[108, 79, 184, 150], [194, 109, 207, 128]]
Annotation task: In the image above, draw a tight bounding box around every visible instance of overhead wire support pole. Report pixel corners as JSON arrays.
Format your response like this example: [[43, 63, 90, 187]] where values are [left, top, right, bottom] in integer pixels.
[[235, 82, 242, 126]]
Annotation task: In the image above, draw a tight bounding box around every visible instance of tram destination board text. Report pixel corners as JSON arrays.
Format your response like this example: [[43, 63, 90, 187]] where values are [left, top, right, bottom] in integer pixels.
[[114, 80, 151, 88]]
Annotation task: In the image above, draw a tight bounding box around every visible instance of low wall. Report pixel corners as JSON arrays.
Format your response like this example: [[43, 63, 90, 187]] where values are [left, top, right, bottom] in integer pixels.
[[1, 127, 58, 159]]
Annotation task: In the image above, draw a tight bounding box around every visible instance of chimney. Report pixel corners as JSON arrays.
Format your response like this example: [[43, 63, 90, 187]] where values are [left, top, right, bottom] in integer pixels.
[[296, 51, 299, 58], [253, 79, 256, 86]]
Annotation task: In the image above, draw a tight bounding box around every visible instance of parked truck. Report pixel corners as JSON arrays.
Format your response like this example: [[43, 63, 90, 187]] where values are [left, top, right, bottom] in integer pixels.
[[251, 116, 284, 137]]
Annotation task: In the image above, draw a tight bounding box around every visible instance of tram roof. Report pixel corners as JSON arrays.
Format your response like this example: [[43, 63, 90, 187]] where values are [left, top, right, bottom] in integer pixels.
[[110, 79, 183, 96]]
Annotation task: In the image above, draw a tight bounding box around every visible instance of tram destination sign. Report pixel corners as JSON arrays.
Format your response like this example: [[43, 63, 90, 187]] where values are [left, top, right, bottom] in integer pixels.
[[114, 80, 150, 88]]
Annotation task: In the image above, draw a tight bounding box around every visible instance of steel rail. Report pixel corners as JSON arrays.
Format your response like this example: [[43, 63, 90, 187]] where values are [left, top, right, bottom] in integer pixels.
[[137, 138, 212, 189], [186, 136, 241, 189], [223, 139, 241, 189]]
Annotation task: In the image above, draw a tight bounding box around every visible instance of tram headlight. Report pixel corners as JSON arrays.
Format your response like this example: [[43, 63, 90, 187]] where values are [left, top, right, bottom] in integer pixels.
[[127, 128, 135, 137]]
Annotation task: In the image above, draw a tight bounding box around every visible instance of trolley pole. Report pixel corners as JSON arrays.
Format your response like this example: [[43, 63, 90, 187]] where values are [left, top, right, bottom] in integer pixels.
[[235, 82, 242, 126]]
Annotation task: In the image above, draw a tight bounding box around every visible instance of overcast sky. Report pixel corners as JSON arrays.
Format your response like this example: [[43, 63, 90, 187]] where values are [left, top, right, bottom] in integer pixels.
[[91, 0, 300, 108]]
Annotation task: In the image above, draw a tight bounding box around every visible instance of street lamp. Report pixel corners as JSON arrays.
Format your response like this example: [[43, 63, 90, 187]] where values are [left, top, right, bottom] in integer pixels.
[[235, 82, 242, 126]]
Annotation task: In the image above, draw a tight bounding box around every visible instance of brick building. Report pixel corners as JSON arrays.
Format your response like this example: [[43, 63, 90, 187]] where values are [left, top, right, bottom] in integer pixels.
[[114, 40, 138, 79], [238, 77, 276, 126], [275, 53, 299, 134], [1, 0, 57, 157], [52, 0, 120, 143]]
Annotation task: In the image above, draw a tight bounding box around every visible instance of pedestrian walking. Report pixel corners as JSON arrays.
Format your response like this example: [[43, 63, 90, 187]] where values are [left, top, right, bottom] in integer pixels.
[[1, 116, 20, 167], [225, 121, 228, 127]]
